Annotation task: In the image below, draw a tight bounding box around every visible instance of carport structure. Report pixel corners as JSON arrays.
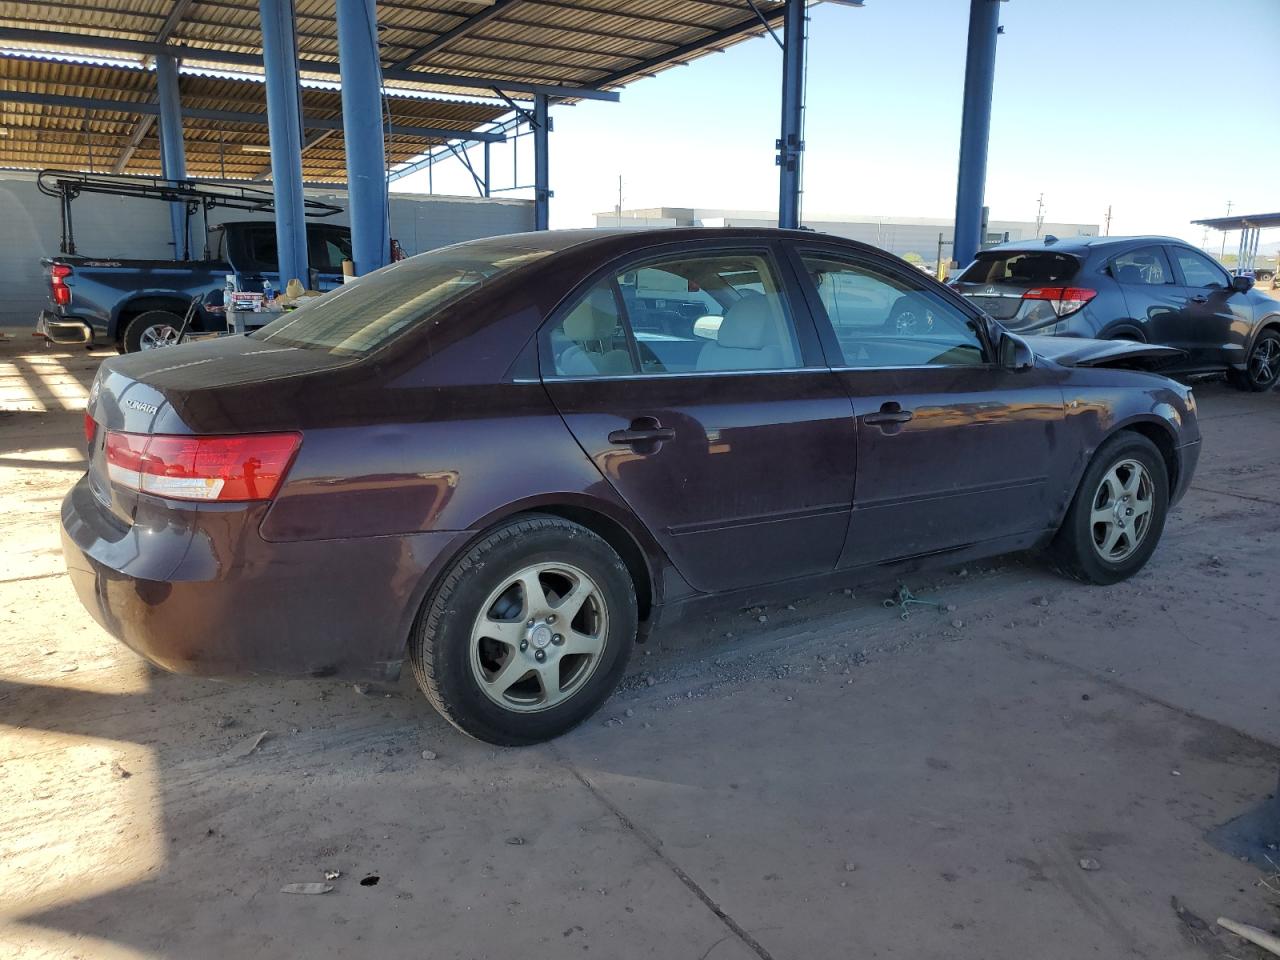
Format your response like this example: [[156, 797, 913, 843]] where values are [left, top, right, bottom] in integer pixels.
[[0, 0, 1007, 282], [1191, 211, 1280, 277]]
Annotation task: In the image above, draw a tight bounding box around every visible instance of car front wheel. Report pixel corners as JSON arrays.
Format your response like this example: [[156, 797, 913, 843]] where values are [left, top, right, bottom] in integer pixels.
[[1048, 432, 1169, 585], [1228, 330, 1280, 392], [409, 515, 636, 745]]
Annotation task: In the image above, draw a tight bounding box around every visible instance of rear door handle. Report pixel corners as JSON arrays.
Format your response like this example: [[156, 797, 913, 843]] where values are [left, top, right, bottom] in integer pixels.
[[609, 417, 676, 446], [863, 402, 914, 427]]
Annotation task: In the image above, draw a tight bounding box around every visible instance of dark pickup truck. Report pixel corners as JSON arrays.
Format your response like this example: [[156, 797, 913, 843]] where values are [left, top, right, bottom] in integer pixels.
[[37, 220, 352, 352]]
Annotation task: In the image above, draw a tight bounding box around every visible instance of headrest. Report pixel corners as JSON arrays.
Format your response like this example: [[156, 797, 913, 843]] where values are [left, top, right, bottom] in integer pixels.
[[563, 287, 618, 340], [717, 295, 774, 349]]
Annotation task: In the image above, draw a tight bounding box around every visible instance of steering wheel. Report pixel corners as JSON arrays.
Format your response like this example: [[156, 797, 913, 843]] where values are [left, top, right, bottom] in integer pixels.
[[885, 295, 935, 336]]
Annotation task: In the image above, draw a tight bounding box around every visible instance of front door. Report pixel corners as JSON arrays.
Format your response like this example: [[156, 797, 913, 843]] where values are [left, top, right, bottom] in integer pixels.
[[540, 244, 857, 593], [1165, 244, 1253, 369], [787, 246, 1068, 568]]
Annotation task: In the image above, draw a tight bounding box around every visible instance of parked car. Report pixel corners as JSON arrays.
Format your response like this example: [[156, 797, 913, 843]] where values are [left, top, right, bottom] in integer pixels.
[[63, 228, 1200, 745], [36, 220, 353, 353], [951, 236, 1280, 391]]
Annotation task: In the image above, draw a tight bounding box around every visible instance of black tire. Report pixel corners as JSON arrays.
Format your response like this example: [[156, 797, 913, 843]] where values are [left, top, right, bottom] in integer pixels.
[[1227, 329, 1280, 392], [120, 310, 185, 354], [409, 514, 636, 746], [1047, 431, 1170, 585]]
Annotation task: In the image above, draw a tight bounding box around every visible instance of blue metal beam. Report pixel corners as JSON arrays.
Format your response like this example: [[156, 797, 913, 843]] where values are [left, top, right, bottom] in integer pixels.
[[337, 0, 389, 275], [952, 0, 1002, 268], [532, 92, 549, 230], [258, 0, 309, 287], [776, 0, 805, 230], [154, 53, 190, 258]]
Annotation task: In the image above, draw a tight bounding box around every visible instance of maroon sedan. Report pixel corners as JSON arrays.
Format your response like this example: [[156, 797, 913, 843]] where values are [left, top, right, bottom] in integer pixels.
[[64, 229, 1200, 744]]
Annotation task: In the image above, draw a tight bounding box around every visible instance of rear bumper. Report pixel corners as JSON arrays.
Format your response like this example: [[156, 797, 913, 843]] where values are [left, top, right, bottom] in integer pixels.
[[36, 310, 93, 345], [60, 475, 467, 680]]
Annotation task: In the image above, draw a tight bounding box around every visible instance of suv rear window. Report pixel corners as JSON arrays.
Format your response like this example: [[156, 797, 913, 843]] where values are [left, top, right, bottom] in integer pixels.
[[958, 252, 1079, 286], [251, 235, 562, 357]]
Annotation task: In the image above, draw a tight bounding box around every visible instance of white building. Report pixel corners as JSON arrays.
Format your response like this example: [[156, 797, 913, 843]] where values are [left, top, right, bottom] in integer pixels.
[[594, 207, 1100, 268]]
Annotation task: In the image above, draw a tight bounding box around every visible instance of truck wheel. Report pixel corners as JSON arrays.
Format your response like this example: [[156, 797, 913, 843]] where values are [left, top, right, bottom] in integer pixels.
[[409, 515, 636, 746], [121, 310, 184, 353]]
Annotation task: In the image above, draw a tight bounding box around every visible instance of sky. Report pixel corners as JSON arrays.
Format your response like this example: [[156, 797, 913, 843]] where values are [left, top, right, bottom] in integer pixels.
[[396, 0, 1280, 249]]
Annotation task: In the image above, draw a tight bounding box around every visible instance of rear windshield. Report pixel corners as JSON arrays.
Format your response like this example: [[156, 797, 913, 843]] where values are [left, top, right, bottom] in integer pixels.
[[251, 235, 562, 357], [958, 251, 1079, 285]]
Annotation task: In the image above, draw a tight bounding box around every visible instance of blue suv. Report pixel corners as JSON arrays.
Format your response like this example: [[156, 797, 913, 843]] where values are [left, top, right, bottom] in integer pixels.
[[953, 236, 1280, 391]]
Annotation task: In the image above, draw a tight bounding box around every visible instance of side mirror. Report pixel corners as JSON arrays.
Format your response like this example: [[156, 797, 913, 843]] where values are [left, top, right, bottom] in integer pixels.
[[1232, 275, 1254, 293], [999, 331, 1036, 371]]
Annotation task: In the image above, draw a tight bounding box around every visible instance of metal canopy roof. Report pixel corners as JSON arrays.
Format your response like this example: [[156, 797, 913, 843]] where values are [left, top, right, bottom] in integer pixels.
[[0, 0, 788, 98], [1191, 212, 1280, 231], [0, 53, 508, 179], [0, 0, 790, 180]]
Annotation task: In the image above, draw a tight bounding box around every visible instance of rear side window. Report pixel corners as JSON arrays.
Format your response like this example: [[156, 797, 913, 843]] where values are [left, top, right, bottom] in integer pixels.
[[959, 252, 1079, 285], [253, 235, 562, 357], [1111, 246, 1172, 285], [547, 283, 638, 377]]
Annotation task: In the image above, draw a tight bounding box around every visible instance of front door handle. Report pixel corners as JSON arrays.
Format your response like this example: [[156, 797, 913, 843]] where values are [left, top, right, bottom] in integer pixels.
[[609, 417, 676, 446], [862, 402, 914, 427], [1188, 294, 1209, 304]]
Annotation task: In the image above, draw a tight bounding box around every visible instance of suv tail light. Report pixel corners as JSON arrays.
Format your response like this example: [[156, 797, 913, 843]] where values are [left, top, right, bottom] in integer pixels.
[[104, 431, 301, 502], [1021, 286, 1097, 318], [50, 263, 73, 307]]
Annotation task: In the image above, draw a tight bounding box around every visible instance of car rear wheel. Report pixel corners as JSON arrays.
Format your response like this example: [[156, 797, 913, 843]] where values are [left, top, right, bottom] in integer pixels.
[[121, 310, 184, 353], [1228, 330, 1280, 392], [409, 515, 636, 745], [1047, 432, 1169, 585]]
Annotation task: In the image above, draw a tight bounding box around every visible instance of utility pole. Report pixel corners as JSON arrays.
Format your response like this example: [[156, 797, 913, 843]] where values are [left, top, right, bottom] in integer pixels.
[[1104, 204, 1112, 237], [1034, 192, 1045, 238], [1220, 199, 1233, 259], [615, 174, 623, 223]]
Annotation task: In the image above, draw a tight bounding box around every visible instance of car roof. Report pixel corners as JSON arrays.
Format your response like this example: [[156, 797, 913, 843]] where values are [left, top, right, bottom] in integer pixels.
[[982, 235, 1191, 256]]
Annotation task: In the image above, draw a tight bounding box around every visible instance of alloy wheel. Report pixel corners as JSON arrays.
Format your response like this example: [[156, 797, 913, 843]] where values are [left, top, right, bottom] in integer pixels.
[[469, 562, 608, 713], [139, 324, 181, 350], [1089, 458, 1154, 563], [1249, 336, 1279, 387]]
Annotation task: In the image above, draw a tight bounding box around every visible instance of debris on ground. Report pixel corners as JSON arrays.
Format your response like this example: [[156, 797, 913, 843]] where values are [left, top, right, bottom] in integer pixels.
[[324, 870, 341, 881], [506, 836, 526, 846], [352, 682, 371, 696], [214, 715, 237, 729], [1216, 916, 1280, 957], [883, 584, 946, 620], [281, 882, 333, 895], [226, 730, 270, 760], [110, 760, 131, 779], [1078, 857, 1101, 871], [420, 749, 438, 760], [359, 875, 380, 887], [1032, 597, 1050, 607], [59, 664, 78, 673]]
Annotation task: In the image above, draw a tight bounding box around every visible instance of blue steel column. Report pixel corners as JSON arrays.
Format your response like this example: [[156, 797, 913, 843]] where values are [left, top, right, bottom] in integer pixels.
[[951, 0, 1002, 268], [155, 54, 190, 259], [258, 0, 309, 286], [336, 0, 388, 275], [777, 0, 806, 230], [533, 93, 550, 230]]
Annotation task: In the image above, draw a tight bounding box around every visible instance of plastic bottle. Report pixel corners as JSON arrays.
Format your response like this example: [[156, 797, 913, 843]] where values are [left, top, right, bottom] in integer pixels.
[[262, 277, 275, 305]]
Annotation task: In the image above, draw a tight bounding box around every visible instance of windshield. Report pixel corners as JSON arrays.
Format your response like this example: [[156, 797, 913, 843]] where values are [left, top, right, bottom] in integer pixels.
[[250, 234, 563, 356]]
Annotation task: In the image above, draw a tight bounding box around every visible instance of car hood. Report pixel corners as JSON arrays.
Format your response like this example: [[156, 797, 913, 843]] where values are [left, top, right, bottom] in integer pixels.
[[1023, 336, 1184, 371]]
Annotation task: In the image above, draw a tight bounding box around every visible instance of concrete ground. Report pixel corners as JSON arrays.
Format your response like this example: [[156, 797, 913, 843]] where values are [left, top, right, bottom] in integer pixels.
[[1, 329, 1278, 960]]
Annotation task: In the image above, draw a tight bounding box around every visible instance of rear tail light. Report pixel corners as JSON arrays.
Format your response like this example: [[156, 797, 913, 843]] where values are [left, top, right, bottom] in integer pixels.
[[1021, 286, 1097, 318], [104, 431, 301, 502], [50, 263, 73, 307]]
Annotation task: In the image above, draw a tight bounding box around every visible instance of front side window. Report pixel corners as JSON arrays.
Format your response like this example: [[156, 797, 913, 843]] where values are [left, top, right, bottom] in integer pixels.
[[1171, 247, 1230, 289], [1111, 246, 1171, 285], [545, 250, 803, 377], [801, 254, 986, 367]]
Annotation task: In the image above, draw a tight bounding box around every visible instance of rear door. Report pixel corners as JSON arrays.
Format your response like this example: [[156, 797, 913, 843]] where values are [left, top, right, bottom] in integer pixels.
[[1108, 244, 1188, 347], [539, 241, 857, 593], [788, 244, 1068, 567], [1164, 245, 1253, 368], [306, 225, 353, 290]]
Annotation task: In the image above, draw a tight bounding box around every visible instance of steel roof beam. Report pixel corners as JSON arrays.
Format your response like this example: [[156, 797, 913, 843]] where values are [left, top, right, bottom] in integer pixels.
[[0, 27, 618, 101], [390, 0, 527, 71], [0, 89, 509, 142]]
